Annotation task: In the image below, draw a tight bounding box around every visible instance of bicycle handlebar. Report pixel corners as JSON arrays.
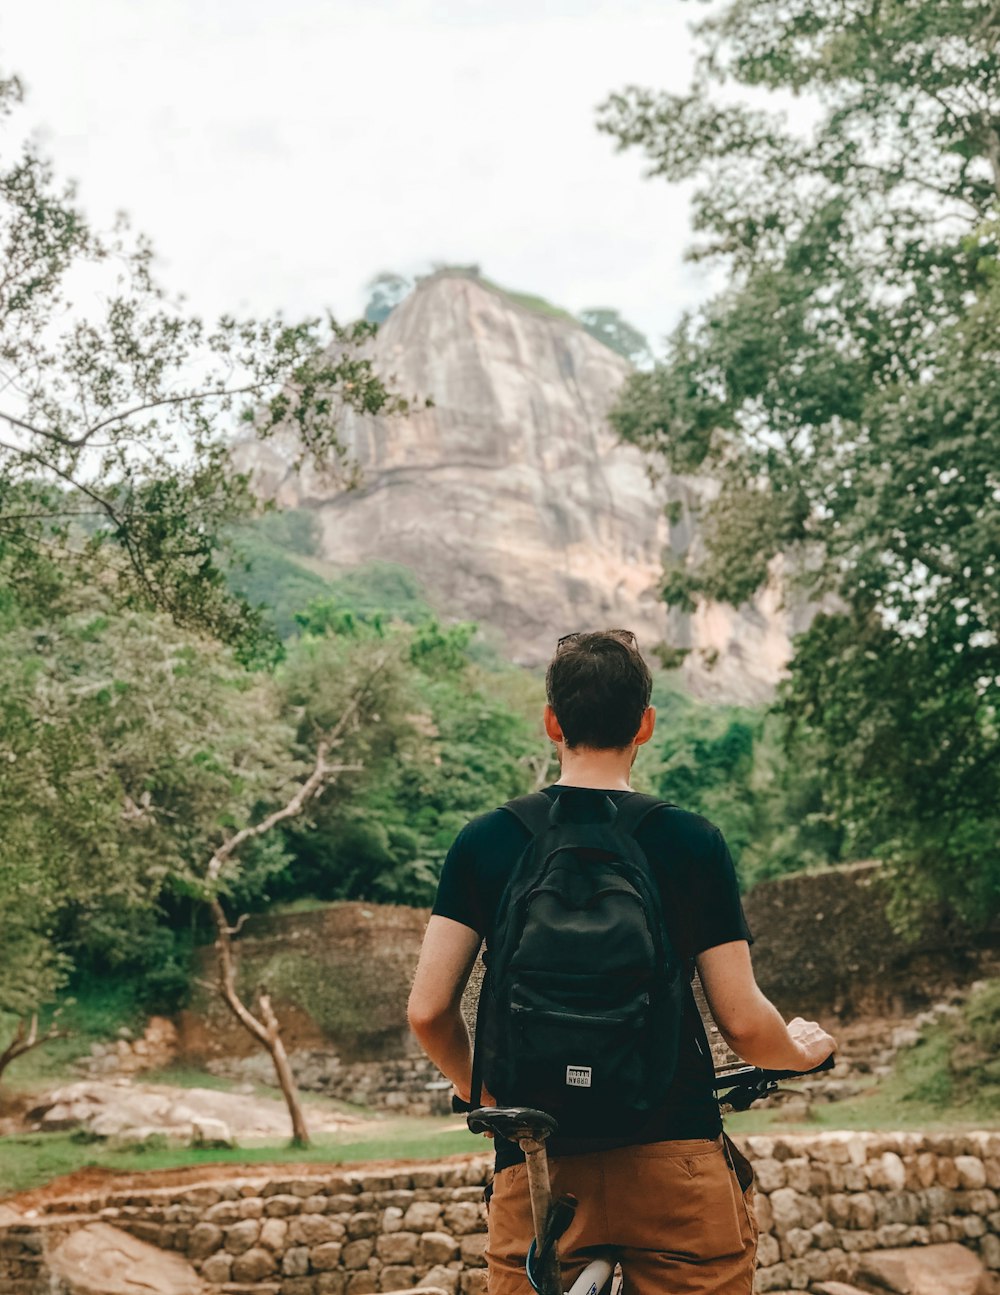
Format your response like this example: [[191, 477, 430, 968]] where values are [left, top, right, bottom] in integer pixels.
[[452, 1053, 836, 1118], [711, 1053, 836, 1090], [711, 1053, 835, 1113]]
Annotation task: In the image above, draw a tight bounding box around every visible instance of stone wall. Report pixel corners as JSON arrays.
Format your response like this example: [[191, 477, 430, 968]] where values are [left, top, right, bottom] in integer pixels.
[[0, 1218, 49, 1294], [6, 1132, 998, 1294], [181, 903, 430, 1065], [205, 1052, 454, 1118], [742, 863, 1000, 1019], [174, 869, 1000, 1098]]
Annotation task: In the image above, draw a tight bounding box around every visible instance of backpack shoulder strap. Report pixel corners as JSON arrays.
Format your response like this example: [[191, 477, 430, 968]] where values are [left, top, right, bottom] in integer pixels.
[[502, 790, 673, 839], [613, 791, 674, 839], [500, 791, 554, 838], [471, 792, 552, 1110]]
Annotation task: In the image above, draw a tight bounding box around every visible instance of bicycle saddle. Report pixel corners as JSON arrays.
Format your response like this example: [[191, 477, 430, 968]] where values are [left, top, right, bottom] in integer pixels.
[[466, 1106, 559, 1143]]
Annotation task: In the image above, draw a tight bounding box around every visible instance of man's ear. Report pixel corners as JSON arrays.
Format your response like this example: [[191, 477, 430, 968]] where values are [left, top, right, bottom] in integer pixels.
[[543, 704, 565, 744], [634, 706, 656, 747]]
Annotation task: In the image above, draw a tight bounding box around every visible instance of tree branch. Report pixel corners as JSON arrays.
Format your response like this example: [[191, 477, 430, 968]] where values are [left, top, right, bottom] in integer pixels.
[[77, 383, 264, 445], [0, 382, 264, 450], [0, 1013, 69, 1084], [204, 751, 362, 889]]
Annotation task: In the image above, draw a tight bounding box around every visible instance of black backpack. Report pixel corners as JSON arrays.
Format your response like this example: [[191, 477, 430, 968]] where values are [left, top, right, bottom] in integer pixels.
[[470, 787, 685, 1139]]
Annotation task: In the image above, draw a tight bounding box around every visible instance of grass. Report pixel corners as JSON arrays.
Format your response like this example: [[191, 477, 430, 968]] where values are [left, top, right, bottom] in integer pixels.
[[726, 983, 1000, 1136], [0, 979, 146, 1091], [477, 276, 576, 322], [136, 1066, 240, 1093], [0, 1116, 478, 1197]]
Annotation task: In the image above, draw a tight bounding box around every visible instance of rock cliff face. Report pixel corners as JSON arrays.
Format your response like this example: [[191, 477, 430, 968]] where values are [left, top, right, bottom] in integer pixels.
[[236, 272, 801, 701]]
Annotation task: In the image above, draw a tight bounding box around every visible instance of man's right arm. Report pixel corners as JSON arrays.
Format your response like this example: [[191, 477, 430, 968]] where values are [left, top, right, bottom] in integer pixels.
[[697, 939, 836, 1072]]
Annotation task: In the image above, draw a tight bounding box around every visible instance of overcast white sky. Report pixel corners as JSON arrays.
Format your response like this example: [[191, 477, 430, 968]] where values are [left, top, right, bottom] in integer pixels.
[[3, 1, 723, 346]]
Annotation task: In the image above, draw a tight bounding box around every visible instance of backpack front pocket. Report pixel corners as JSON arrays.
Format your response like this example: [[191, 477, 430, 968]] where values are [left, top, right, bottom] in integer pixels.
[[508, 976, 651, 1130]]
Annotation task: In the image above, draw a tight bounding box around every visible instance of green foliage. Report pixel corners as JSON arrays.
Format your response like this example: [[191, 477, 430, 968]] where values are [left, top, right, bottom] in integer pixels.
[[0, 70, 405, 654], [0, 585, 302, 1031], [228, 541, 333, 641], [648, 680, 845, 884], [363, 272, 412, 324], [227, 509, 434, 641], [887, 981, 1000, 1113], [578, 308, 651, 365], [273, 615, 538, 908], [599, 0, 1000, 925], [322, 562, 432, 624], [960, 981, 1000, 1093]]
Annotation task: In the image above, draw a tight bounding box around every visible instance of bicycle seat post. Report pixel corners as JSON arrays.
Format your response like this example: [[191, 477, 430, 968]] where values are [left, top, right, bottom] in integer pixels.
[[520, 1131, 555, 1275], [467, 1107, 562, 1295]]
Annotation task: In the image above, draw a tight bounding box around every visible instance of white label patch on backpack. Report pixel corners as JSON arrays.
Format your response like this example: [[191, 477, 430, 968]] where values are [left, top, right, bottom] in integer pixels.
[[566, 1065, 592, 1088]]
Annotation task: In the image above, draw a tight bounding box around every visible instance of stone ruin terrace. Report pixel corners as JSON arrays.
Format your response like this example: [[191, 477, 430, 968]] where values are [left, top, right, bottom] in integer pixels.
[[2, 1130, 999, 1295]]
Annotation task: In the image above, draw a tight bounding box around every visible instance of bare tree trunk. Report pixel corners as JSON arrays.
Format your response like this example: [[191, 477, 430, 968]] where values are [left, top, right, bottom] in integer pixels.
[[209, 897, 312, 1147], [259, 992, 311, 1147], [197, 673, 383, 1148], [0, 1014, 68, 1087]]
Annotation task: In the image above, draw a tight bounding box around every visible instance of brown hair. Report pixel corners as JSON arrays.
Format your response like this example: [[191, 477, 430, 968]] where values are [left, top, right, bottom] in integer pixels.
[[545, 630, 652, 750]]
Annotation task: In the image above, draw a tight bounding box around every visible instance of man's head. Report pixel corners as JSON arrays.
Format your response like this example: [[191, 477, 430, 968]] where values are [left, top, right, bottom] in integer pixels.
[[544, 629, 654, 753]]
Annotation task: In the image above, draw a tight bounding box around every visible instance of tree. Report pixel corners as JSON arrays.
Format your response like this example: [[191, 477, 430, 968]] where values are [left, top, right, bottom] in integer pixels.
[[578, 308, 651, 365], [0, 71, 406, 653], [0, 585, 300, 1072], [198, 716, 369, 1148], [598, 0, 1000, 924], [363, 272, 412, 324], [275, 615, 540, 908]]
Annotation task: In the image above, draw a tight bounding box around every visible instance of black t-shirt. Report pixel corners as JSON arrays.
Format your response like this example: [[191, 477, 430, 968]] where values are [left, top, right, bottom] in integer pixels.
[[431, 785, 753, 1170]]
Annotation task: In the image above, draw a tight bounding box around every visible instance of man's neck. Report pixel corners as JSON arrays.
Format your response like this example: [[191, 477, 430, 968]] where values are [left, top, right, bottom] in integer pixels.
[[554, 748, 633, 792]]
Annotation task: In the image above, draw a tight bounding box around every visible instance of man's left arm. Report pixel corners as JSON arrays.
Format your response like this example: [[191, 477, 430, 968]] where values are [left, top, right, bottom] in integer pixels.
[[407, 915, 482, 1103]]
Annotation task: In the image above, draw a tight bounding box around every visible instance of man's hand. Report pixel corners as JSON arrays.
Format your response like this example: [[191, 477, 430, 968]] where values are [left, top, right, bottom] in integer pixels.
[[453, 1083, 496, 1108], [698, 941, 838, 1072], [787, 1016, 837, 1071], [453, 1084, 497, 1137]]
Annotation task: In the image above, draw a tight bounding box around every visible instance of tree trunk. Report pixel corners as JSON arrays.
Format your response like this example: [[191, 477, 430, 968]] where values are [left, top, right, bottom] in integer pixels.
[[197, 721, 379, 1149], [210, 897, 311, 1148], [260, 993, 311, 1147], [0, 1014, 67, 1087]]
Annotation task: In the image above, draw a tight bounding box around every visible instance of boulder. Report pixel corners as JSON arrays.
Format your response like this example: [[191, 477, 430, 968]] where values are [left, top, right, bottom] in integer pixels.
[[856, 1243, 986, 1295], [46, 1222, 204, 1294], [190, 1116, 235, 1148]]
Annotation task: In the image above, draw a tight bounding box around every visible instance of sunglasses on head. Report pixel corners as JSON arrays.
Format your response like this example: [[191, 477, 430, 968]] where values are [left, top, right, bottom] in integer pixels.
[[556, 628, 637, 650]]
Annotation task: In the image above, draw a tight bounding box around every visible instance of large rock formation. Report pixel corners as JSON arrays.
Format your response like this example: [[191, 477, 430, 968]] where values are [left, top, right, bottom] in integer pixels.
[[236, 271, 804, 701]]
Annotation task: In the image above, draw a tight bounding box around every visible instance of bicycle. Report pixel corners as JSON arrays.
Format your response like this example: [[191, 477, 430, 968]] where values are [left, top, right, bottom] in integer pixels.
[[461, 1055, 835, 1295]]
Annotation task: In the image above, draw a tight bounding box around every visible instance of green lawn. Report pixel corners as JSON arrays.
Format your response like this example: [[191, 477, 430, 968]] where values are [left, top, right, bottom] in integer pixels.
[[0, 1116, 480, 1198]]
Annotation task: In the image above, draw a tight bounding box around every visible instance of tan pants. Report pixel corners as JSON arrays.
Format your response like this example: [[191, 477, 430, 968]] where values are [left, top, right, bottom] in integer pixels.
[[486, 1135, 757, 1295]]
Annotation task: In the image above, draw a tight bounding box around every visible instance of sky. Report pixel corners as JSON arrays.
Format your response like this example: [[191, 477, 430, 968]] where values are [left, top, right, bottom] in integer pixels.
[[2, 0, 723, 346]]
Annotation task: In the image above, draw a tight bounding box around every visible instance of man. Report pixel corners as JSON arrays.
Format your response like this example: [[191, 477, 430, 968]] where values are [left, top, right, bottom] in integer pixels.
[[409, 629, 835, 1294]]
